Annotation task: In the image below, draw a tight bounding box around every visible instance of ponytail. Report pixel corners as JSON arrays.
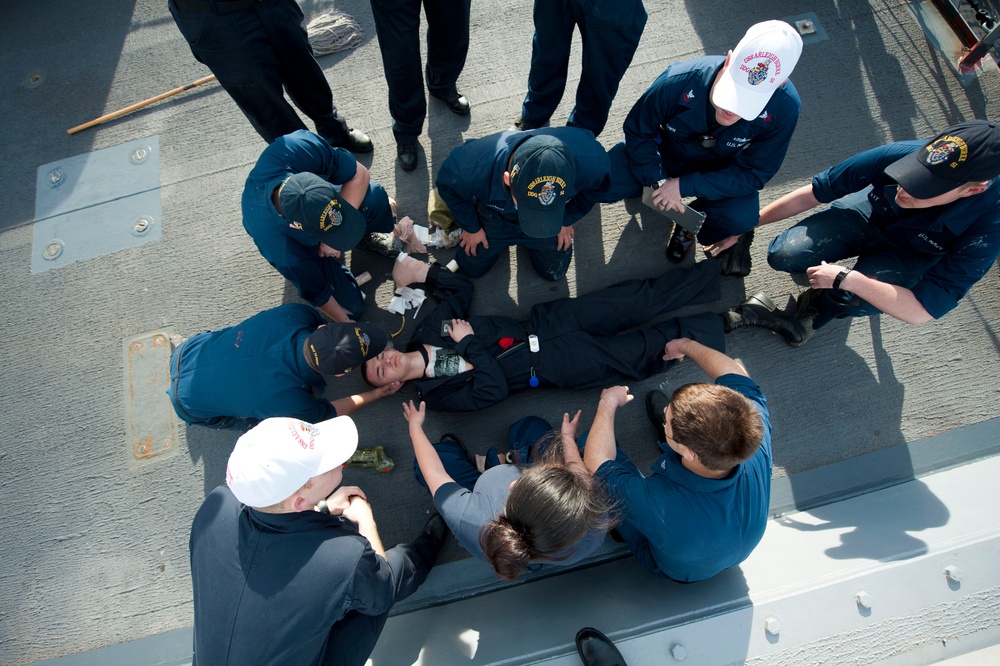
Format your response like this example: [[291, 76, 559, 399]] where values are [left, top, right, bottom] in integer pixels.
[[480, 516, 534, 581], [478, 462, 619, 580]]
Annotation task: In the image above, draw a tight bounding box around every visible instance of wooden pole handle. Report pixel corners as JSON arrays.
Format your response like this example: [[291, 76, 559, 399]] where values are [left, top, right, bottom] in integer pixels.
[[67, 74, 217, 135]]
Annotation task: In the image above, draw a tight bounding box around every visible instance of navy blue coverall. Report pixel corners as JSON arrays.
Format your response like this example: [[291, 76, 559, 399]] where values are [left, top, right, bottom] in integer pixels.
[[604, 56, 801, 244], [436, 127, 611, 281], [768, 141, 1000, 327], [520, 0, 647, 136], [242, 131, 394, 318], [404, 261, 726, 412], [167, 304, 336, 429], [169, 0, 353, 145], [191, 485, 438, 666]]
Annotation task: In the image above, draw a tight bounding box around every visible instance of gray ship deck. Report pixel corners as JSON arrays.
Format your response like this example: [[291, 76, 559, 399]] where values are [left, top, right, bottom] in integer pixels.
[[2, 1, 999, 664]]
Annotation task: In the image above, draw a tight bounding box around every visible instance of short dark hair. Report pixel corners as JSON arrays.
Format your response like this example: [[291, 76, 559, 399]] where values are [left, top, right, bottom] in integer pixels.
[[669, 382, 764, 471], [359, 359, 378, 387], [479, 438, 618, 581]]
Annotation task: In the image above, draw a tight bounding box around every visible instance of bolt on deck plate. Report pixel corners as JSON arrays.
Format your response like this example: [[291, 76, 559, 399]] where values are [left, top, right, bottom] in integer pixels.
[[25, 70, 45, 88], [124, 330, 180, 468], [784, 13, 828, 44], [32, 135, 162, 273]]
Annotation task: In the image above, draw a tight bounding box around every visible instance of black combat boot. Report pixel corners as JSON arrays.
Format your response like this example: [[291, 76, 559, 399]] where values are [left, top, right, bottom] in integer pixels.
[[576, 627, 628, 666], [355, 232, 403, 259], [715, 229, 754, 277], [645, 390, 670, 432], [722, 292, 809, 346], [787, 288, 822, 347], [665, 222, 695, 263]]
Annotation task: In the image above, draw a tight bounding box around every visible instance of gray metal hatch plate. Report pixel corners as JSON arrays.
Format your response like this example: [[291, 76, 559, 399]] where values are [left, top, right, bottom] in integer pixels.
[[32, 135, 162, 273]]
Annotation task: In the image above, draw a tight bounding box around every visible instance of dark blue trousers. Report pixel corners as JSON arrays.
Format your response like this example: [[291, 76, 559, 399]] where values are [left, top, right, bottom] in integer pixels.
[[169, 0, 351, 144], [521, 0, 647, 136], [603, 143, 760, 245], [319, 262, 367, 319], [456, 206, 572, 281], [414, 416, 556, 492], [166, 334, 259, 431], [767, 191, 938, 328], [369, 0, 471, 143], [531, 259, 725, 388]]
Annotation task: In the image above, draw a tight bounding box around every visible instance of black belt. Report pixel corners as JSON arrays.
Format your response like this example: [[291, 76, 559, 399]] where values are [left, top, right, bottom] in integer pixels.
[[173, 0, 260, 14]]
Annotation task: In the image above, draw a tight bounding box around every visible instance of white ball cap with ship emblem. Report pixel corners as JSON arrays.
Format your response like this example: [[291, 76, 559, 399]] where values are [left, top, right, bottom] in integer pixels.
[[711, 20, 803, 121], [226, 416, 359, 507]]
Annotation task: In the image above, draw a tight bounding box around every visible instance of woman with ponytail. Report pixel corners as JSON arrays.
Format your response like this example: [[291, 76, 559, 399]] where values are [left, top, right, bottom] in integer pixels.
[[403, 400, 618, 580]]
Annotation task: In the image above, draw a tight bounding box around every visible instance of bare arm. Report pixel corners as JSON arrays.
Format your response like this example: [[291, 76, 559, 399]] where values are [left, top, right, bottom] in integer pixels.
[[560, 410, 584, 468], [318, 295, 353, 323], [664, 338, 748, 381], [807, 262, 933, 325], [584, 387, 633, 473], [758, 183, 821, 226], [705, 183, 821, 255], [329, 382, 403, 417], [403, 401, 456, 496], [339, 161, 372, 210]]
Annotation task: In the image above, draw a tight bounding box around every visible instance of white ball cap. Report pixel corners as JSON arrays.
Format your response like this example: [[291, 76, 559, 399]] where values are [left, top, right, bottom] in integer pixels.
[[711, 20, 803, 121], [226, 416, 359, 507]]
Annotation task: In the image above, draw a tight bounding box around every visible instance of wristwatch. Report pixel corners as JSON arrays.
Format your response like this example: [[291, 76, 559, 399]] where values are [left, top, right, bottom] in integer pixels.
[[833, 268, 853, 290]]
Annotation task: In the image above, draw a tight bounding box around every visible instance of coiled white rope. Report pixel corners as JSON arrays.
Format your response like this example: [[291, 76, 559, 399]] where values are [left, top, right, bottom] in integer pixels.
[[307, 9, 363, 55]]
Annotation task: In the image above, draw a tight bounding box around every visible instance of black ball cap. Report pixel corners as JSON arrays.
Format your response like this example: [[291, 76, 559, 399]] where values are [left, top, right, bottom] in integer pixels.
[[304, 323, 388, 375], [884, 119, 1000, 199]]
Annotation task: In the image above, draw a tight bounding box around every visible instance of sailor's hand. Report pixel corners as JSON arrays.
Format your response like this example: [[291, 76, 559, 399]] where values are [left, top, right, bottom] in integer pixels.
[[376, 381, 403, 398], [341, 494, 375, 526], [459, 229, 489, 256], [446, 318, 474, 342], [598, 386, 633, 410], [651, 178, 684, 213], [318, 242, 342, 259], [561, 410, 582, 440], [402, 400, 426, 428], [703, 235, 739, 257], [321, 486, 366, 516], [556, 226, 575, 251], [664, 338, 692, 361], [806, 261, 847, 289]]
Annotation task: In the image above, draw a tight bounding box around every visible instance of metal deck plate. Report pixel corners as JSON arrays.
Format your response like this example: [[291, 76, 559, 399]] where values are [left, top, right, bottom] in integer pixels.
[[785, 13, 829, 45], [124, 330, 179, 468], [32, 135, 161, 273]]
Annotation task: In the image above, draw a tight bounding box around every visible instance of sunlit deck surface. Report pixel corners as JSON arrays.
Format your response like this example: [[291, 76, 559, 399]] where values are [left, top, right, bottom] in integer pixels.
[[2, 1, 999, 664]]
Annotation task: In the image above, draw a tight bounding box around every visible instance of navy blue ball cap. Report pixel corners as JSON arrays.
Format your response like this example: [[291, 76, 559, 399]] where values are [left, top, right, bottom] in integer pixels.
[[277, 173, 366, 251], [304, 322, 388, 375], [508, 135, 576, 238], [884, 119, 1000, 199]]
